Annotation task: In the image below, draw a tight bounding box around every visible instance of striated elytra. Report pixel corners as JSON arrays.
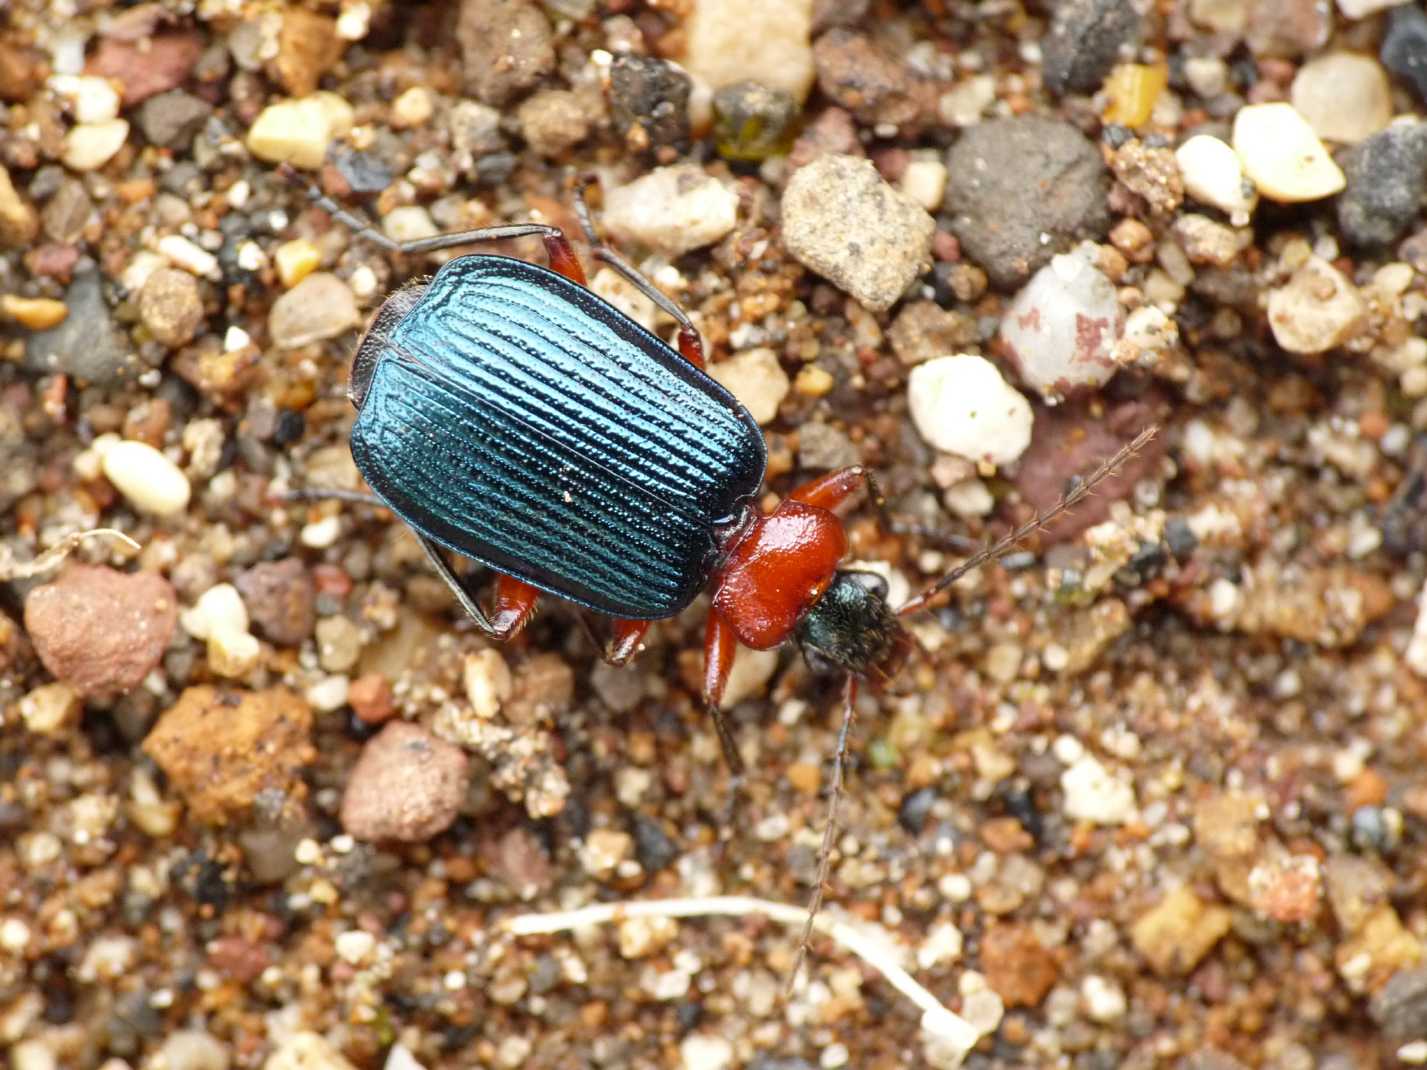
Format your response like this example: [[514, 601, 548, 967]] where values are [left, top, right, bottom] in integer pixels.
[[350, 255, 766, 619]]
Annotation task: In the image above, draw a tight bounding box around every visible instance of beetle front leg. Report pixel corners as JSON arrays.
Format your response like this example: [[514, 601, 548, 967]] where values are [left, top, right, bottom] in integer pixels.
[[416, 534, 540, 641], [702, 611, 745, 775]]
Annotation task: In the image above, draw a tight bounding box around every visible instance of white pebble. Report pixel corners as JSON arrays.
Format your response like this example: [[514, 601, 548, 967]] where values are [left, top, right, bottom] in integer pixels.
[[1266, 256, 1366, 355], [999, 248, 1123, 398], [159, 1031, 231, 1070], [382, 205, 439, 244], [682, 0, 815, 101], [464, 648, 512, 719], [1336, 0, 1406, 18], [1290, 52, 1391, 145], [707, 347, 790, 426], [900, 159, 949, 212], [1061, 753, 1136, 824], [157, 233, 222, 280], [101, 439, 192, 517], [680, 1033, 734, 1070], [1232, 102, 1345, 203], [61, 118, 129, 172], [943, 478, 994, 518], [908, 355, 1033, 466], [182, 583, 250, 640], [10, 1040, 56, 1070], [306, 674, 351, 712], [1082, 974, 1128, 1022], [335, 928, 376, 965], [602, 165, 739, 257], [49, 74, 120, 123], [383, 1045, 426, 1070], [301, 513, 343, 549], [1176, 134, 1257, 224]]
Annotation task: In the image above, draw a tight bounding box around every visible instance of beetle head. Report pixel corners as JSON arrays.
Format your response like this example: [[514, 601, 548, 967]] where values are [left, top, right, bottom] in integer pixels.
[[795, 570, 912, 682]]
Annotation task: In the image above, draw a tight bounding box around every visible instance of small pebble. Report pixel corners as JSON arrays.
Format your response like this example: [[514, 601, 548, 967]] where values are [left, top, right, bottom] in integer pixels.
[[49, 73, 120, 123], [25, 270, 138, 383], [263, 1032, 359, 1070], [180, 583, 250, 641], [712, 80, 800, 162], [159, 1030, 231, 1070], [610, 54, 692, 155], [682, 0, 816, 101], [1290, 52, 1392, 145], [813, 28, 919, 127], [680, 1033, 735, 1070], [1266, 256, 1367, 354], [1337, 122, 1427, 248], [1175, 134, 1257, 224], [944, 117, 1111, 288], [456, 0, 555, 106], [87, 30, 203, 105], [61, 119, 130, 172], [707, 347, 790, 426], [719, 645, 779, 707], [137, 89, 213, 148], [1339, 0, 1407, 16], [0, 294, 67, 330], [1232, 102, 1346, 203], [340, 722, 469, 841], [349, 672, 396, 724], [516, 89, 591, 157], [138, 267, 204, 348], [316, 614, 363, 673], [1131, 886, 1233, 975], [781, 153, 934, 313], [391, 86, 435, 128], [465, 648, 513, 718], [601, 165, 739, 257], [245, 92, 356, 170], [1382, 5, 1427, 105], [24, 564, 178, 699], [19, 682, 82, 735], [273, 239, 322, 288], [0, 163, 39, 248], [235, 558, 316, 646], [101, 438, 193, 516], [1061, 753, 1136, 824], [1041, 0, 1141, 95], [899, 159, 948, 212], [382, 205, 438, 245], [158, 234, 222, 280], [907, 355, 1033, 466], [999, 248, 1122, 398], [269, 271, 360, 348]]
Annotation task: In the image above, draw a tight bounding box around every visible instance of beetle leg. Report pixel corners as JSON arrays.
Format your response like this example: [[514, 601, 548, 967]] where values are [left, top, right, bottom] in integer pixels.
[[572, 176, 707, 370], [542, 232, 588, 286], [279, 163, 570, 257], [415, 534, 539, 641], [701, 611, 745, 774], [605, 618, 653, 666], [787, 466, 888, 524], [279, 487, 387, 508]]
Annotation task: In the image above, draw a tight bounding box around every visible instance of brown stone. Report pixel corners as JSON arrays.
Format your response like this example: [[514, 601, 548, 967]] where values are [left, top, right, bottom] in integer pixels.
[[235, 558, 315, 646], [24, 564, 177, 699], [143, 686, 315, 824], [87, 32, 204, 105], [456, 0, 555, 106], [272, 9, 343, 97], [340, 722, 469, 842], [981, 923, 1060, 1007]]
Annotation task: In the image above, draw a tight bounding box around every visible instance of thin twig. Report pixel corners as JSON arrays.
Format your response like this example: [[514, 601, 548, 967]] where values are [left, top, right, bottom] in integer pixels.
[[0, 528, 141, 582], [503, 895, 981, 1055], [898, 425, 1158, 617]]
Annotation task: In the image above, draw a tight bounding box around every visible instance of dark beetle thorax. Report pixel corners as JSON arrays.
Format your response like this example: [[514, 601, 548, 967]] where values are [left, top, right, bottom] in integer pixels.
[[795, 570, 912, 681]]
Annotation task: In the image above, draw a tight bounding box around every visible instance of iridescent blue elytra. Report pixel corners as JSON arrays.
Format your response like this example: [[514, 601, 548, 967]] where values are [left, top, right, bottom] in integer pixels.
[[348, 255, 768, 620]]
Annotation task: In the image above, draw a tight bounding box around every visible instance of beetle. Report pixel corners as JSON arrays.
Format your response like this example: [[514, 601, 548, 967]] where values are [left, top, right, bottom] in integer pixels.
[[281, 168, 1153, 952]]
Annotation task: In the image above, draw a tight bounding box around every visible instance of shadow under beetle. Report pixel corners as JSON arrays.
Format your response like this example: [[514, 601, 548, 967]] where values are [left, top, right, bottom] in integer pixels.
[[283, 168, 1153, 951]]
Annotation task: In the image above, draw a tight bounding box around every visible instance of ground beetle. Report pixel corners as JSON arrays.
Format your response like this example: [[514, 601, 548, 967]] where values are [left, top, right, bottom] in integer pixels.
[[282, 168, 1153, 947]]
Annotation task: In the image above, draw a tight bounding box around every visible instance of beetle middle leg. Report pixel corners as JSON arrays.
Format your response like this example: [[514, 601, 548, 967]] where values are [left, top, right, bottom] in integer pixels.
[[572, 177, 707, 371], [415, 534, 540, 642]]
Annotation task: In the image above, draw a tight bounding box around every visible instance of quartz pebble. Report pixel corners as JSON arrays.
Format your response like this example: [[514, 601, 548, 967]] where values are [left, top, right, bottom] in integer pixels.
[[0, 163, 38, 248], [61, 119, 130, 171], [1266, 256, 1367, 354], [682, 0, 816, 102], [999, 248, 1122, 398], [1232, 103, 1346, 203], [24, 565, 178, 699], [138, 266, 204, 348], [680, 1034, 735, 1070], [1339, 0, 1407, 16], [49, 74, 121, 123], [341, 722, 469, 842], [269, 272, 360, 348], [19, 682, 82, 735], [707, 347, 790, 426], [781, 153, 934, 313], [907, 355, 1033, 466], [182, 583, 262, 677], [245, 92, 356, 170], [263, 1032, 359, 1070], [1290, 52, 1392, 145], [601, 165, 739, 257], [1061, 752, 1136, 824], [101, 438, 192, 516], [1175, 134, 1257, 224]]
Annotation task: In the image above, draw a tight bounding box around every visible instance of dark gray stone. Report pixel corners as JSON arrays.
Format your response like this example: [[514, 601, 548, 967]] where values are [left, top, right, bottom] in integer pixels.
[[609, 53, 691, 155], [137, 90, 213, 148], [1372, 967, 1427, 1047], [25, 271, 139, 385], [1042, 0, 1141, 96], [1337, 121, 1427, 248], [1383, 4, 1427, 105], [944, 117, 1111, 289]]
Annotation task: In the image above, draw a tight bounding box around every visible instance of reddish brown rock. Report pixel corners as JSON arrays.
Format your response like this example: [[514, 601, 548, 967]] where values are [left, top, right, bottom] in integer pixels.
[[981, 923, 1060, 1008], [24, 564, 177, 699], [87, 32, 204, 105], [0, 41, 46, 102], [340, 722, 469, 842], [235, 558, 315, 646], [348, 673, 395, 725], [143, 686, 315, 824]]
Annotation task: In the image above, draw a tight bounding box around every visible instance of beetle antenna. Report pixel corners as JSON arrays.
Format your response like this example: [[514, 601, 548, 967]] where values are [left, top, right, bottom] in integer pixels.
[[789, 674, 858, 991], [897, 425, 1158, 618]]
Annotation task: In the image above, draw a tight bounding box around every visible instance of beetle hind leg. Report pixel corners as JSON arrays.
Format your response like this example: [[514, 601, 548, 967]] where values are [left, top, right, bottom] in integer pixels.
[[572, 177, 708, 370], [416, 534, 540, 641]]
